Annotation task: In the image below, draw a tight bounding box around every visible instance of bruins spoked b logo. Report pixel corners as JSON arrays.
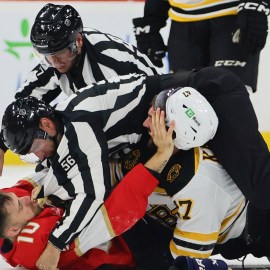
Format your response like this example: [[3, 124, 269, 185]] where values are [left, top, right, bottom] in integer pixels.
[[124, 149, 141, 170], [167, 164, 181, 183]]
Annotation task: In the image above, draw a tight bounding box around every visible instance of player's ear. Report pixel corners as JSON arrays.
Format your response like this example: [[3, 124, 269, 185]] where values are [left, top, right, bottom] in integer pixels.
[[76, 33, 83, 53], [6, 225, 22, 237], [39, 117, 57, 136]]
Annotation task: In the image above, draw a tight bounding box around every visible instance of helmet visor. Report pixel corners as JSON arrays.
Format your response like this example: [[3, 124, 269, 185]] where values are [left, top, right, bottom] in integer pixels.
[[32, 44, 76, 68], [20, 129, 49, 164], [20, 153, 42, 164]]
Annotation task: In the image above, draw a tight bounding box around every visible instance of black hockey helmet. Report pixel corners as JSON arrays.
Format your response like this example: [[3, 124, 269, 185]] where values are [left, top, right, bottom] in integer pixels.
[[1, 97, 54, 155], [31, 3, 83, 55]]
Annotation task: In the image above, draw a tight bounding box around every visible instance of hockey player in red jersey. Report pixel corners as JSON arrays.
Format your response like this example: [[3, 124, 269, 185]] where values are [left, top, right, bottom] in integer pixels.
[[0, 191, 134, 269], [0, 173, 134, 269], [0, 165, 161, 269]]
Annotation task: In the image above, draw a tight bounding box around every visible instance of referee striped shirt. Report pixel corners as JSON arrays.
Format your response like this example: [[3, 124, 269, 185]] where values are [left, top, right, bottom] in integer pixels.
[[15, 28, 158, 103], [44, 73, 161, 250], [0, 29, 157, 153]]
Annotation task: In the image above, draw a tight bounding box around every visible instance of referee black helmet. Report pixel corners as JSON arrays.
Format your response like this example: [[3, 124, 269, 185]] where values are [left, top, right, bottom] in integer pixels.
[[1, 97, 54, 155], [31, 3, 83, 55]]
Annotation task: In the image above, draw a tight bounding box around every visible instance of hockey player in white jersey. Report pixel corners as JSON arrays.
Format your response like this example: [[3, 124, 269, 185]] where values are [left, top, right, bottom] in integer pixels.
[[114, 87, 247, 260]]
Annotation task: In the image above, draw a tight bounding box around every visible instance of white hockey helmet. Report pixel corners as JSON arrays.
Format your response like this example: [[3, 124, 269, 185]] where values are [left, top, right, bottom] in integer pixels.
[[155, 87, 218, 150]]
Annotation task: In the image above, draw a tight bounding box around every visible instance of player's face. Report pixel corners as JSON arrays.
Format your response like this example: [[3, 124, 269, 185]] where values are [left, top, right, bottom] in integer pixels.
[[45, 48, 77, 73], [143, 106, 154, 130], [5, 193, 42, 228], [28, 137, 56, 163]]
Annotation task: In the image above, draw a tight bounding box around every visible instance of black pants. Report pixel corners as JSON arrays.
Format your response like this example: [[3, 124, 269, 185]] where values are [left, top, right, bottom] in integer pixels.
[[123, 215, 174, 270], [208, 86, 270, 209], [168, 16, 260, 91], [214, 203, 270, 259]]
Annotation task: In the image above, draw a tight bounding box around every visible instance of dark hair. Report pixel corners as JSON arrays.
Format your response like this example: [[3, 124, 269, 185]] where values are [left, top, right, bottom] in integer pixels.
[[0, 192, 13, 238]]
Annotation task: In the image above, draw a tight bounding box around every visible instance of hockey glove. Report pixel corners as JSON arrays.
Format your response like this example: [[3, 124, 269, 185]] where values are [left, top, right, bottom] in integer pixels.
[[168, 256, 230, 270], [133, 17, 167, 68], [232, 0, 269, 54]]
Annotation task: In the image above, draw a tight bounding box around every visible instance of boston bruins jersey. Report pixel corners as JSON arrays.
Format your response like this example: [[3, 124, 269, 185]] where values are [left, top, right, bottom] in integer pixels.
[[111, 144, 247, 259], [144, 0, 239, 24], [168, 0, 238, 22]]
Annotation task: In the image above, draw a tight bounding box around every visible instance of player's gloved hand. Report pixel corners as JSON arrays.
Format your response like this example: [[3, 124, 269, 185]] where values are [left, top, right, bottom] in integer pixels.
[[232, 0, 269, 54], [168, 256, 230, 270], [133, 17, 167, 68]]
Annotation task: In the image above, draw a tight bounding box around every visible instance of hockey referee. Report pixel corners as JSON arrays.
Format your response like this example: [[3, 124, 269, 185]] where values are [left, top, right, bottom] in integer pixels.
[[0, 3, 158, 175]]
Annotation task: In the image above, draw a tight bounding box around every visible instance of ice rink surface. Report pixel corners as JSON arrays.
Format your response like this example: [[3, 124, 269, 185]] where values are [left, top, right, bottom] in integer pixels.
[[0, 166, 269, 270]]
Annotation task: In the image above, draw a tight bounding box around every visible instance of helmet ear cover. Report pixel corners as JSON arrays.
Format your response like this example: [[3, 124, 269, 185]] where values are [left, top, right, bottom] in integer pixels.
[[155, 87, 219, 150], [30, 3, 83, 55], [1, 97, 54, 155]]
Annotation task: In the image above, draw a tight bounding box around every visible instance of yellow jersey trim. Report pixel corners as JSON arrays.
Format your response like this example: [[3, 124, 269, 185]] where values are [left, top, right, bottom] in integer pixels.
[[174, 227, 219, 241]]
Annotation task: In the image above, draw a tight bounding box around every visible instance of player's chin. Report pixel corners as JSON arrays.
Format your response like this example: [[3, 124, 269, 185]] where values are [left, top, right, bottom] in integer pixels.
[[56, 64, 73, 74], [32, 201, 42, 214], [56, 67, 69, 73]]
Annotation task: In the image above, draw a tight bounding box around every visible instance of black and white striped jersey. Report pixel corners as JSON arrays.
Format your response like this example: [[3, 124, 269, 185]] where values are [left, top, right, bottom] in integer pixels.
[[15, 28, 158, 104], [44, 73, 160, 250]]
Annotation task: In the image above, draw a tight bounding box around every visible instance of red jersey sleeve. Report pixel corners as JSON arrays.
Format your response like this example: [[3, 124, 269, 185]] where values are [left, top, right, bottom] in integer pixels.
[[105, 163, 159, 235], [1, 179, 36, 197]]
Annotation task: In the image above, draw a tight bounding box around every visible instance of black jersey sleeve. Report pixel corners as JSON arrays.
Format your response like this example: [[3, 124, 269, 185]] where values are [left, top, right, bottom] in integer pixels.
[[144, 0, 170, 22]]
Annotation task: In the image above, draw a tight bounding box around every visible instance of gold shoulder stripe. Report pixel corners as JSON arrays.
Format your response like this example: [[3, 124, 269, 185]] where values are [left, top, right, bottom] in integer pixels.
[[169, 9, 237, 22], [194, 147, 200, 173], [154, 186, 167, 194], [169, 0, 236, 9]]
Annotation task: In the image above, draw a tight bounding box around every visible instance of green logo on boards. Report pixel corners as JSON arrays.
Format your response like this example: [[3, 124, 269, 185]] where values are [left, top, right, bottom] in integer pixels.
[[4, 19, 33, 60], [185, 108, 195, 118]]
